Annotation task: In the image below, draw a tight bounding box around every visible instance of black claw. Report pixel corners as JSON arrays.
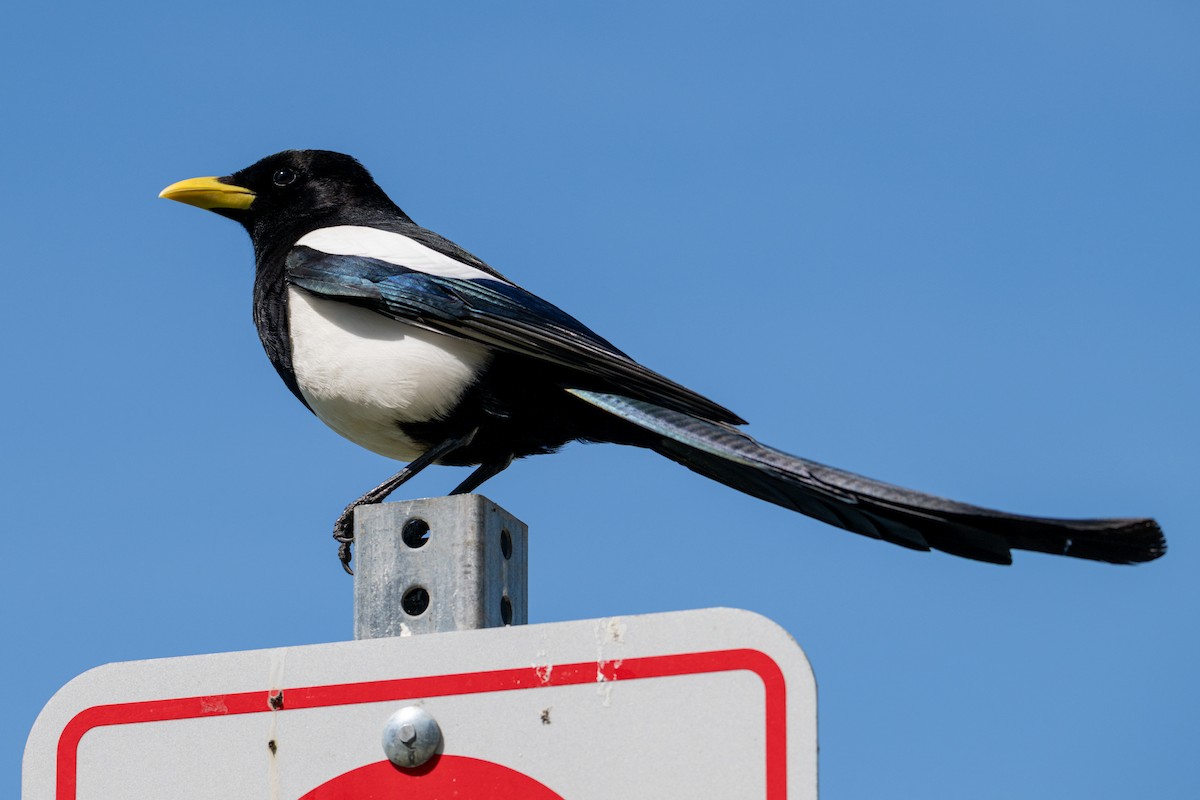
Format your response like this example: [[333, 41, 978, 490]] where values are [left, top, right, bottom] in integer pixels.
[[333, 509, 356, 575]]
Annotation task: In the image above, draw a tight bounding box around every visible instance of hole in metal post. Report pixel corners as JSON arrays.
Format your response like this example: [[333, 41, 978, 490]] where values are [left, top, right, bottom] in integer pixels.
[[501, 594, 513, 625], [402, 518, 430, 549], [402, 586, 430, 616], [500, 528, 513, 560]]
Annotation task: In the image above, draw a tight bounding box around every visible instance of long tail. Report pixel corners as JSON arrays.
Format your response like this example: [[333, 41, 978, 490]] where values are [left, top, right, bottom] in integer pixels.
[[570, 390, 1165, 565]]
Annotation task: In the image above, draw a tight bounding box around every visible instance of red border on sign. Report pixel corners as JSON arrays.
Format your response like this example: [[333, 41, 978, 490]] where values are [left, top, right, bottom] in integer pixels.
[[56, 648, 787, 798]]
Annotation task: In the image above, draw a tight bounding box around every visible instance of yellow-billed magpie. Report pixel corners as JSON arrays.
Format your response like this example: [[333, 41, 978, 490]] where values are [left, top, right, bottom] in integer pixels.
[[161, 150, 1165, 572]]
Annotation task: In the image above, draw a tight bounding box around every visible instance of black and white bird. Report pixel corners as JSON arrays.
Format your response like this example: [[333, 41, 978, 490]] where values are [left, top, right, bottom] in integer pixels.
[[161, 150, 1165, 572]]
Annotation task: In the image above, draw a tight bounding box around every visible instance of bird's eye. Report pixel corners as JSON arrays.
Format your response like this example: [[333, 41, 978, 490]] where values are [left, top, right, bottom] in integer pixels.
[[273, 168, 298, 187]]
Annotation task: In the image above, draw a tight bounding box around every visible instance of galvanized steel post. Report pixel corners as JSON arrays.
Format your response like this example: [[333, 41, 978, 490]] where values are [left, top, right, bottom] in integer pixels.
[[352, 494, 529, 639]]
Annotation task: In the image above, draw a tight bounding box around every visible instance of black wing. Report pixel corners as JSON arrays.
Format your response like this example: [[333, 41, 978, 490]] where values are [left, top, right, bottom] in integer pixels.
[[285, 246, 746, 425]]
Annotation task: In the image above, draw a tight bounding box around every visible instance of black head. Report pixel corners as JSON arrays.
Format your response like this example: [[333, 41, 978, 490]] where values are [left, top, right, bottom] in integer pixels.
[[161, 150, 409, 251]]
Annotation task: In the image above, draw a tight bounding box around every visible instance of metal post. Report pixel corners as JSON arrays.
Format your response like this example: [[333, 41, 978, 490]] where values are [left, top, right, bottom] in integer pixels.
[[353, 494, 529, 639]]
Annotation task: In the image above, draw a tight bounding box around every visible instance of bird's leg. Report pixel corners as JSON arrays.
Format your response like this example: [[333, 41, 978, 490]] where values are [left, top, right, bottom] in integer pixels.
[[334, 429, 478, 573], [449, 454, 515, 495]]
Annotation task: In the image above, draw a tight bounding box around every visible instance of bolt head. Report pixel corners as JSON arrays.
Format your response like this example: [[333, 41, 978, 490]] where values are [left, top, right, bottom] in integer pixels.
[[382, 706, 441, 768]]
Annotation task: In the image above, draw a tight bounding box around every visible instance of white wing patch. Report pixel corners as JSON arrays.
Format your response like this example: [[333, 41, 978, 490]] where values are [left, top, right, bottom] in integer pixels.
[[296, 225, 506, 283], [287, 287, 492, 462]]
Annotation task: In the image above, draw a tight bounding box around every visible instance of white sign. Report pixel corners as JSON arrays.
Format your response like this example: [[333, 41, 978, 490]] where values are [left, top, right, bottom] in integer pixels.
[[24, 608, 816, 799]]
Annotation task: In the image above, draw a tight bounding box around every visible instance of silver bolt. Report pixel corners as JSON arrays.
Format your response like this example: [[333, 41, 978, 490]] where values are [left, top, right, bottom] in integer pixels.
[[382, 706, 441, 768]]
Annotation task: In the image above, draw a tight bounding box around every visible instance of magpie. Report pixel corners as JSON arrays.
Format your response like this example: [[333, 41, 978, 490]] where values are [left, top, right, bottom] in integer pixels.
[[161, 149, 1165, 572]]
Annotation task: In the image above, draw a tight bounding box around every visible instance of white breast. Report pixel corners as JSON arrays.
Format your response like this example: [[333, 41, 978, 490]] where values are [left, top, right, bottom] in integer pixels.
[[287, 286, 492, 462]]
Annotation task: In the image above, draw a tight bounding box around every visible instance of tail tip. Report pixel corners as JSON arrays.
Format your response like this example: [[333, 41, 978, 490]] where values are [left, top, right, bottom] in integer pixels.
[[1068, 518, 1166, 564]]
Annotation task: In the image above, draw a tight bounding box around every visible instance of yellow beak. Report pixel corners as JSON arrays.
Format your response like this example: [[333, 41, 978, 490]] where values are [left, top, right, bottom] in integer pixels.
[[159, 176, 255, 211]]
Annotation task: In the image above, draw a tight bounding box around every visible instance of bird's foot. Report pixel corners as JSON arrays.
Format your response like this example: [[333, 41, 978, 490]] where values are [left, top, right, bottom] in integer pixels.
[[329, 429, 481, 575], [332, 502, 358, 575]]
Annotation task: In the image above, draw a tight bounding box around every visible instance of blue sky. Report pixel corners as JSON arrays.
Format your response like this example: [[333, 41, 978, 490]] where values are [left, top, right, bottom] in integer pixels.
[[4, 2, 1196, 797]]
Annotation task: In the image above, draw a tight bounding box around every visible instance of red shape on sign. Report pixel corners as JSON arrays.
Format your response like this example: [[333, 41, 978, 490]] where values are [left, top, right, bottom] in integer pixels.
[[297, 756, 566, 799]]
